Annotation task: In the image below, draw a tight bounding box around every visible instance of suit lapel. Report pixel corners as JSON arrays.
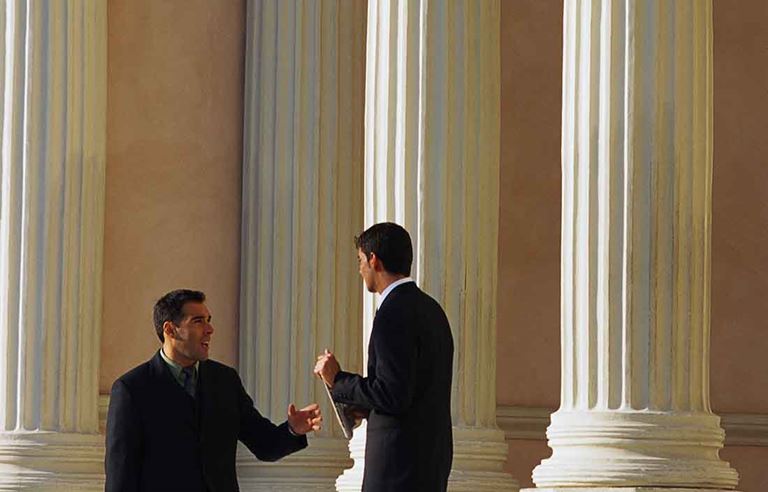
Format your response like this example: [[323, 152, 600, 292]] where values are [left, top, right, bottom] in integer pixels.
[[369, 282, 418, 377], [197, 360, 215, 437]]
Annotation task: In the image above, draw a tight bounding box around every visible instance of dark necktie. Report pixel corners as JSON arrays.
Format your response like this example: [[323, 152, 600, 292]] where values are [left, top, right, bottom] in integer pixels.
[[181, 366, 196, 398]]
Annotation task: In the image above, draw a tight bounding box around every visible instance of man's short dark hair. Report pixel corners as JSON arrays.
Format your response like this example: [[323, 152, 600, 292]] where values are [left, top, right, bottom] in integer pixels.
[[153, 289, 206, 342], [354, 222, 413, 276]]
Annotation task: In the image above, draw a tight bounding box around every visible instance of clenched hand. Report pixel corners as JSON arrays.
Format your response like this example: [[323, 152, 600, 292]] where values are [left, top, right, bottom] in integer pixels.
[[314, 349, 341, 388]]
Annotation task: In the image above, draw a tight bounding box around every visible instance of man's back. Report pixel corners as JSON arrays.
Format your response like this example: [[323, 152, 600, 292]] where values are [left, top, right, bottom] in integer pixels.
[[333, 282, 454, 491]]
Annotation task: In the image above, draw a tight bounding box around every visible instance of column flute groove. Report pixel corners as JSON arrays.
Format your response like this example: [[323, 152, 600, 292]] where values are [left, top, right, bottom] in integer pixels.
[[240, 1, 366, 490], [0, 1, 107, 489], [526, 1, 739, 490], [343, 1, 518, 490]]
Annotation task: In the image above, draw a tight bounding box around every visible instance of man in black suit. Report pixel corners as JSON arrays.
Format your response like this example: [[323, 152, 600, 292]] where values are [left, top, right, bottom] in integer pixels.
[[315, 222, 454, 492], [105, 289, 322, 492]]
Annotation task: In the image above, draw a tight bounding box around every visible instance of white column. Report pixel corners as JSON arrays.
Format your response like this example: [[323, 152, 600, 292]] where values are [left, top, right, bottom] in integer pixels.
[[527, 1, 739, 490], [0, 0, 107, 490], [337, 1, 518, 490], [239, 1, 366, 490]]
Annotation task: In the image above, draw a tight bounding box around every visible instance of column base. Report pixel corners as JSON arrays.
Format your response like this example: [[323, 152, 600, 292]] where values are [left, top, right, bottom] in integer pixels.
[[237, 435, 352, 491], [523, 489, 741, 492], [334, 424, 519, 491], [335, 422, 366, 492], [0, 431, 104, 491], [449, 426, 519, 491], [533, 410, 739, 489]]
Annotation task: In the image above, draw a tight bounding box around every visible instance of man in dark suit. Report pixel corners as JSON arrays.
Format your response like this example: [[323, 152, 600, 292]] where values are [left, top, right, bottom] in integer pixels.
[[105, 289, 322, 492], [314, 222, 454, 492]]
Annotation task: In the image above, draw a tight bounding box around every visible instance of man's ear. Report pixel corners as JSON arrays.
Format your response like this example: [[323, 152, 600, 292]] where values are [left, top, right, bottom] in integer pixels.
[[163, 321, 176, 340], [369, 253, 383, 272]]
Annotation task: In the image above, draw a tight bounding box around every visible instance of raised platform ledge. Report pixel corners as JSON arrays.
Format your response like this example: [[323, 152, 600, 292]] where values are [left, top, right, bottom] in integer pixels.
[[522, 489, 741, 492]]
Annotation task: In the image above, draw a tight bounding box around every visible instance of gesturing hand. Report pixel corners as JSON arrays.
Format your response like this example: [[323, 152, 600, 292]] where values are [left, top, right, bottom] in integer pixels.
[[314, 349, 341, 388], [287, 403, 322, 435]]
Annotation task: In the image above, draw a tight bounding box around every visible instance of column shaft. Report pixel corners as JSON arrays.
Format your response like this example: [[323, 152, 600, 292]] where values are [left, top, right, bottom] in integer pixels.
[[0, 0, 107, 489], [338, 1, 518, 490], [530, 1, 738, 489], [240, 0, 366, 489]]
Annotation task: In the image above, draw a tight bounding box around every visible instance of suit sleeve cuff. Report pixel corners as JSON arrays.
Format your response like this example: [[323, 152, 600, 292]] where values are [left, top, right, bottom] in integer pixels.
[[280, 421, 308, 446], [287, 423, 300, 437], [330, 371, 353, 401]]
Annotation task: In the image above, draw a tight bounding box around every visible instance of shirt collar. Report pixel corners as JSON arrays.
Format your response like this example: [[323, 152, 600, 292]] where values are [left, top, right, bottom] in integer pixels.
[[159, 348, 198, 381], [378, 277, 415, 307]]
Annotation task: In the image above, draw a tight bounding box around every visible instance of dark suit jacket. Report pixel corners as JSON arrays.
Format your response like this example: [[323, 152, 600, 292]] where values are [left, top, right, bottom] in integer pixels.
[[105, 352, 306, 492], [332, 282, 454, 492]]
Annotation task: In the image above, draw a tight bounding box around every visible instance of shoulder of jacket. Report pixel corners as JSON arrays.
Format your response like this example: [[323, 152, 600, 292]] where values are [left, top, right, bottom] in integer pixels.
[[116, 358, 152, 383], [202, 359, 242, 383]]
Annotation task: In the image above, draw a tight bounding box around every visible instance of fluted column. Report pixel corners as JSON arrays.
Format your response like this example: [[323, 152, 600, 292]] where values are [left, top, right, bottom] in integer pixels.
[[336, 1, 518, 490], [527, 1, 739, 490], [239, 1, 366, 489], [0, 1, 107, 490]]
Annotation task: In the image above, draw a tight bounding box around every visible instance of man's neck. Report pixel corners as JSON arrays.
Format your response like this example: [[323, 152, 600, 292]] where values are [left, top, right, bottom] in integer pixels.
[[376, 274, 407, 294], [161, 345, 196, 368]]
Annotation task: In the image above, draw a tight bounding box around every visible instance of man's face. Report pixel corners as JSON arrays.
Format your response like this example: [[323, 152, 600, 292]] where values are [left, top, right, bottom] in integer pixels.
[[358, 249, 376, 293], [167, 302, 214, 365]]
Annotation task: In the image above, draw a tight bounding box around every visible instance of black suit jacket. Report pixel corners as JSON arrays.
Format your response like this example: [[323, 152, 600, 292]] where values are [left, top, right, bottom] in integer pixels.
[[105, 352, 306, 492], [332, 282, 454, 492]]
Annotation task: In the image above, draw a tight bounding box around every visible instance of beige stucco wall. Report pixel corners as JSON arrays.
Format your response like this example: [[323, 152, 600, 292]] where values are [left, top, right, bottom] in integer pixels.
[[710, 0, 768, 415], [100, 0, 246, 392], [497, 0, 562, 411], [497, 0, 768, 488]]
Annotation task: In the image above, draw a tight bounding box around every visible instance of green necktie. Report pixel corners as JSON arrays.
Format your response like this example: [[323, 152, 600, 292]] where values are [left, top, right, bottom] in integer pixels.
[[181, 366, 196, 398]]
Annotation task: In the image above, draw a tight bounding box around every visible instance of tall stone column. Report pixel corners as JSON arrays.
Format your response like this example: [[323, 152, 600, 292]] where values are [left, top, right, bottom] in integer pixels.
[[0, 0, 107, 490], [527, 1, 739, 490], [239, 0, 366, 489], [337, 1, 518, 490]]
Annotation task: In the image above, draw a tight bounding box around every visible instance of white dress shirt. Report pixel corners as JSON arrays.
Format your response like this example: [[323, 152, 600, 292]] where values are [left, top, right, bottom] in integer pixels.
[[378, 276, 415, 308]]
